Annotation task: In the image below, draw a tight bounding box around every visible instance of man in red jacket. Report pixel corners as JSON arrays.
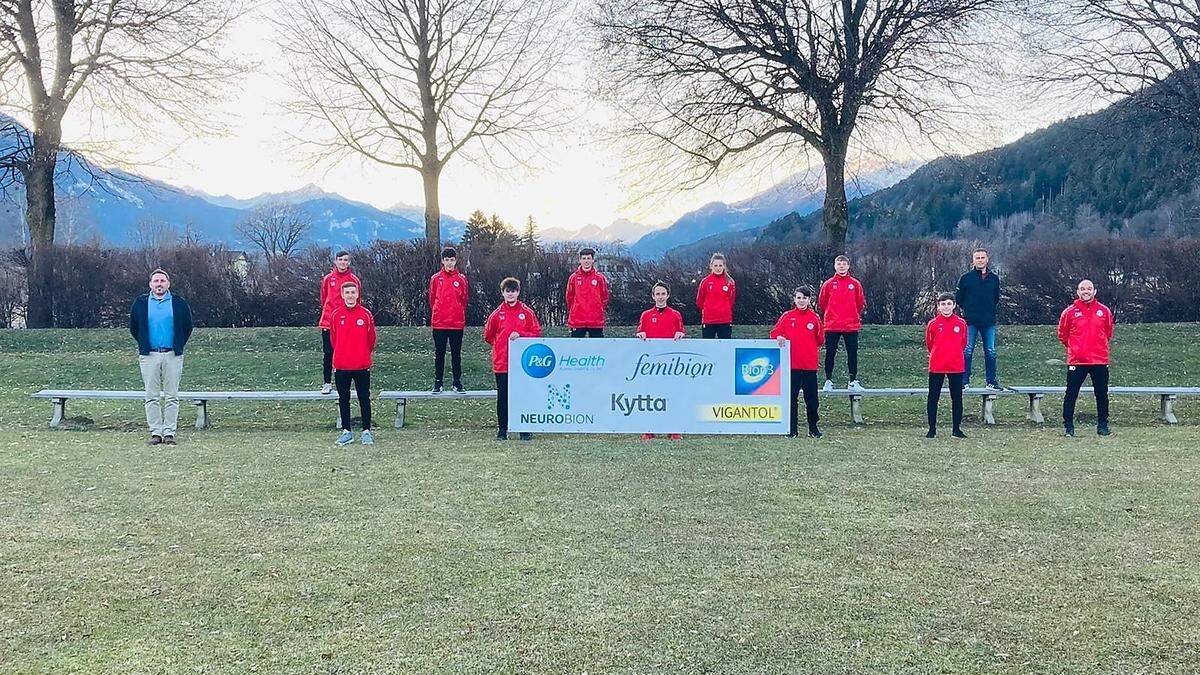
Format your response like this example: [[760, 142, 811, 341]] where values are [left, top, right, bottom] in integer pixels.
[[329, 282, 377, 447], [772, 286, 824, 438], [429, 246, 469, 393], [635, 281, 686, 440], [818, 255, 866, 392], [696, 252, 736, 338], [925, 293, 969, 439], [1058, 279, 1115, 437], [566, 247, 609, 337], [319, 251, 361, 395], [483, 277, 542, 441]]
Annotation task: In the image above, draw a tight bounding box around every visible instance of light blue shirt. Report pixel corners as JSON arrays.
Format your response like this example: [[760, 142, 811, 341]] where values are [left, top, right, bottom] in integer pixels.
[[148, 292, 175, 350]]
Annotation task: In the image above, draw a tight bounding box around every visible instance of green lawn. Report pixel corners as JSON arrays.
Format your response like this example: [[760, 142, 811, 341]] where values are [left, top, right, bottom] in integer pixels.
[[2, 325, 1198, 673]]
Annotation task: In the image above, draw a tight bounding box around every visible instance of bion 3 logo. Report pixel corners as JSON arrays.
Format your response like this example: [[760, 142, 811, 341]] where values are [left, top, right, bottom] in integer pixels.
[[734, 348, 781, 395]]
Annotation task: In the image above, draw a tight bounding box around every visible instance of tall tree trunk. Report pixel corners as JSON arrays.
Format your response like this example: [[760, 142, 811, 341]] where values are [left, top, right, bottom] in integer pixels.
[[422, 164, 441, 259], [822, 147, 850, 250], [24, 147, 57, 328]]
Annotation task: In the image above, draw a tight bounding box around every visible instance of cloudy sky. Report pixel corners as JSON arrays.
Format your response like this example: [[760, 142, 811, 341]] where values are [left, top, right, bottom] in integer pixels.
[[52, 9, 1092, 234]]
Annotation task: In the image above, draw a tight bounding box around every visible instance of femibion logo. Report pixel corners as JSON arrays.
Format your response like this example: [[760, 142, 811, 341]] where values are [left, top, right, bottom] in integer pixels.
[[521, 343, 556, 378], [734, 348, 781, 395]]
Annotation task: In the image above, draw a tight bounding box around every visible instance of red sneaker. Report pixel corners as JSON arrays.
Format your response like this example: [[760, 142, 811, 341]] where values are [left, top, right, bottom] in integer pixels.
[[668, 434, 683, 440], [641, 433, 656, 440]]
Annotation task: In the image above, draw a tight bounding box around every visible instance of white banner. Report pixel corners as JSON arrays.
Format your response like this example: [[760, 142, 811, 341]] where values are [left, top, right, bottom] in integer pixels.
[[507, 338, 790, 434]]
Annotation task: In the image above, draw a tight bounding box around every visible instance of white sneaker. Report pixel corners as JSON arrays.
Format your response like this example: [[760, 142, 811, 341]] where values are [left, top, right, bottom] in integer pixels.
[[848, 380, 863, 392], [822, 379, 834, 392], [321, 383, 332, 395]]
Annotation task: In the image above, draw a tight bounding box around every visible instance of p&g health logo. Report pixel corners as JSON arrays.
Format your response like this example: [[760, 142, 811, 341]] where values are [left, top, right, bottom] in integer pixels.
[[521, 343, 556, 378], [734, 348, 781, 395]]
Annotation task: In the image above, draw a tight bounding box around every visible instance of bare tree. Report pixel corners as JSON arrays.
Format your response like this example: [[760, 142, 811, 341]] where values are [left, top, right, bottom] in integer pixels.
[[0, 0, 244, 327], [593, 0, 1004, 248], [1029, 0, 1200, 127], [235, 202, 312, 261], [275, 0, 571, 256]]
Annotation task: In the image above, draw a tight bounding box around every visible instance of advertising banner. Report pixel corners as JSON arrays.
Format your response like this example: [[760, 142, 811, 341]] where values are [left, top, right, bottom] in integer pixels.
[[507, 338, 790, 434]]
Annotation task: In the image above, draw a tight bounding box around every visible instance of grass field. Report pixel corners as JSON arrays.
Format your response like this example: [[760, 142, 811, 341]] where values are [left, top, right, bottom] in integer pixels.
[[2, 324, 1199, 673]]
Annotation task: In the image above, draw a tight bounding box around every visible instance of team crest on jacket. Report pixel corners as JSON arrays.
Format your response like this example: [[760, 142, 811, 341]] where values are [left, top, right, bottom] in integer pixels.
[[848, 284, 855, 290], [807, 323, 814, 330], [453, 281, 460, 287], [356, 318, 365, 326], [592, 279, 598, 285], [953, 325, 960, 332], [1096, 310, 1104, 316], [722, 285, 729, 291], [519, 313, 526, 320]]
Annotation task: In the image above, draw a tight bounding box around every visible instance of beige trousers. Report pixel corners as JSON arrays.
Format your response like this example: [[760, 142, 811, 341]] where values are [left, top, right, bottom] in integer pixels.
[[138, 352, 184, 436]]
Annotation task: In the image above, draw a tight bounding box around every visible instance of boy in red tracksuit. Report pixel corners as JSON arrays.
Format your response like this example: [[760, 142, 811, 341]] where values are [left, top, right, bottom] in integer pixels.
[[819, 254, 866, 391], [1058, 279, 1115, 437], [566, 247, 610, 337], [771, 286, 824, 438], [696, 252, 736, 338], [483, 277, 542, 441], [329, 282, 377, 447], [319, 250, 361, 394], [925, 293, 968, 439], [635, 281, 686, 440], [429, 246, 469, 393]]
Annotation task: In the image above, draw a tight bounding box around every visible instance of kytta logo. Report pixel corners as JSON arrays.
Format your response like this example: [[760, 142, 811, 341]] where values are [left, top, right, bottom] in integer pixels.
[[521, 343, 556, 378], [734, 348, 782, 395]]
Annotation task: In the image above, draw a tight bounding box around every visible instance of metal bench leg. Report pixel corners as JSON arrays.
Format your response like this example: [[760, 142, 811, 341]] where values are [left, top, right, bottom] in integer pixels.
[[50, 398, 66, 429], [194, 400, 210, 430], [850, 395, 863, 424], [394, 399, 407, 428], [1161, 394, 1178, 424], [1027, 393, 1045, 424], [982, 394, 997, 425]]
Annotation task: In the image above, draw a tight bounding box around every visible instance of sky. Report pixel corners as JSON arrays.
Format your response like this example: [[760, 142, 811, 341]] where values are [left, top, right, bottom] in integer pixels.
[[50, 8, 1094, 235]]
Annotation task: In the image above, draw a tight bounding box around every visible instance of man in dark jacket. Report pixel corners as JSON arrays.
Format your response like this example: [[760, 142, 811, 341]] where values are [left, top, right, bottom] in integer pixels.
[[129, 269, 194, 445], [954, 248, 1001, 390]]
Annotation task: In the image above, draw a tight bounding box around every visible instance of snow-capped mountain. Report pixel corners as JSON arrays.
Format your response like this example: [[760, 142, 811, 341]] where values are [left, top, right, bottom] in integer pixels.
[[538, 218, 662, 246]]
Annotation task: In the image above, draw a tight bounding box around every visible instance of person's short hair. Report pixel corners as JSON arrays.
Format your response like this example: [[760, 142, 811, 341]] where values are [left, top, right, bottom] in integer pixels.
[[834, 254, 850, 263], [579, 247, 596, 257], [335, 250, 350, 259], [653, 280, 670, 294], [500, 277, 521, 292], [441, 246, 457, 259], [795, 285, 814, 299], [341, 281, 358, 291], [937, 292, 955, 303], [150, 268, 169, 281], [973, 247, 988, 255]]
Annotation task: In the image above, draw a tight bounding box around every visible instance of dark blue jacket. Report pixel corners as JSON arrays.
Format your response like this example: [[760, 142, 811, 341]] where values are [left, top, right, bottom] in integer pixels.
[[955, 269, 1001, 327], [129, 294, 194, 355]]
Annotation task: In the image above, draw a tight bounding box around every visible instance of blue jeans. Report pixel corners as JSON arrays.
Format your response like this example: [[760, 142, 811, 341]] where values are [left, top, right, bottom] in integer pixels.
[[964, 324, 998, 385]]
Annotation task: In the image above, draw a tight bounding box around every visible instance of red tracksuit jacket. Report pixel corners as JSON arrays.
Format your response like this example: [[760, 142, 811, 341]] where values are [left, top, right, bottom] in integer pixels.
[[637, 306, 686, 339], [1058, 298, 1114, 365], [319, 268, 362, 329], [925, 313, 968, 373], [818, 274, 866, 332], [566, 266, 610, 328], [696, 273, 736, 324], [770, 307, 824, 371], [429, 269, 469, 330], [329, 302, 377, 370], [483, 301, 542, 373]]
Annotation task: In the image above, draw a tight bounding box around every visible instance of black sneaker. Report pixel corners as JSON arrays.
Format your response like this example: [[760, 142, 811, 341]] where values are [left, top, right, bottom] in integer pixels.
[[495, 431, 507, 441], [808, 428, 822, 439], [431, 383, 443, 394], [1063, 427, 1075, 437], [951, 429, 967, 439], [1097, 425, 1111, 436], [452, 383, 466, 394], [925, 430, 936, 438], [519, 433, 533, 442]]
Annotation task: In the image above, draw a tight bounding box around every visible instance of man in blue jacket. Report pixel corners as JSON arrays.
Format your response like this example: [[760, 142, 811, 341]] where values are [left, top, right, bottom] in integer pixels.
[[129, 269, 194, 445], [954, 248, 1002, 390]]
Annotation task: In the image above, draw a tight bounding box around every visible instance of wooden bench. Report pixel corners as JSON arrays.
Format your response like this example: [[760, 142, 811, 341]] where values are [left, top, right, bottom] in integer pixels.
[[377, 390, 497, 428], [31, 389, 357, 429], [1007, 386, 1200, 425]]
